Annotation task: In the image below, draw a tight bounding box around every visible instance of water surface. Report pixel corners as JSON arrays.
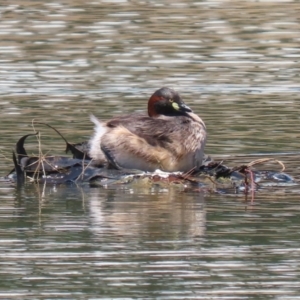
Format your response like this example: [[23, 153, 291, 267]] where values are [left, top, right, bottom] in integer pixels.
[[1, 1, 300, 299]]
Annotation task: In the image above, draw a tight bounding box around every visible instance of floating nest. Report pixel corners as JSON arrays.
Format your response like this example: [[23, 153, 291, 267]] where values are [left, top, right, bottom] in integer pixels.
[[2, 122, 296, 198]]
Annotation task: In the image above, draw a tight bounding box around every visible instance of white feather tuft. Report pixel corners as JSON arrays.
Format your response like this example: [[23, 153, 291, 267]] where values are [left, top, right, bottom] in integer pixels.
[[88, 115, 107, 160]]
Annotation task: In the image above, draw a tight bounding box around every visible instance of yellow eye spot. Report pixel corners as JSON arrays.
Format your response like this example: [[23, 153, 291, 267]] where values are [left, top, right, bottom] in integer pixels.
[[169, 98, 173, 103], [172, 102, 179, 110]]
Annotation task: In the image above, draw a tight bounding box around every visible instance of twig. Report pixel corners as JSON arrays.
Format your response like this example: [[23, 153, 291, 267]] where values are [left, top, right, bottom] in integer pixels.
[[247, 158, 285, 172]]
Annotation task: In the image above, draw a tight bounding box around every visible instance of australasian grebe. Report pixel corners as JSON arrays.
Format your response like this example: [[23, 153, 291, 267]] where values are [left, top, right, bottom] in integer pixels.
[[88, 87, 206, 172]]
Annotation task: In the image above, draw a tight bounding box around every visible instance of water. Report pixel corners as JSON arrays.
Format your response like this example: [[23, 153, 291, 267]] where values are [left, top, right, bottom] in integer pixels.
[[1, 1, 300, 299]]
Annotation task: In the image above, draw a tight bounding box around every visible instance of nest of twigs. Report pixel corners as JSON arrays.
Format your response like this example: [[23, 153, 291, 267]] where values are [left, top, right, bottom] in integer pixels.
[[3, 121, 294, 202]]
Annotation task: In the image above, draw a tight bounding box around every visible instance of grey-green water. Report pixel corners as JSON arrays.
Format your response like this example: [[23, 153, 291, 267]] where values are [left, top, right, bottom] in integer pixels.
[[1, 1, 300, 299]]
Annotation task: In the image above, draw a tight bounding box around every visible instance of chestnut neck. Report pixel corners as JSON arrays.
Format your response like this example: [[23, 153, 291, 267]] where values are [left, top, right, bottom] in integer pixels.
[[147, 95, 160, 117]]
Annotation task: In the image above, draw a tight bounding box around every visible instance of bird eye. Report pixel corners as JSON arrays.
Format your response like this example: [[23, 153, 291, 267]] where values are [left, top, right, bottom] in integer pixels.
[[169, 98, 173, 103]]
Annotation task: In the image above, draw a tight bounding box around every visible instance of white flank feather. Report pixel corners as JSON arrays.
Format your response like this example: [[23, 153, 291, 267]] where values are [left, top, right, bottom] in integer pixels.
[[88, 115, 107, 160]]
